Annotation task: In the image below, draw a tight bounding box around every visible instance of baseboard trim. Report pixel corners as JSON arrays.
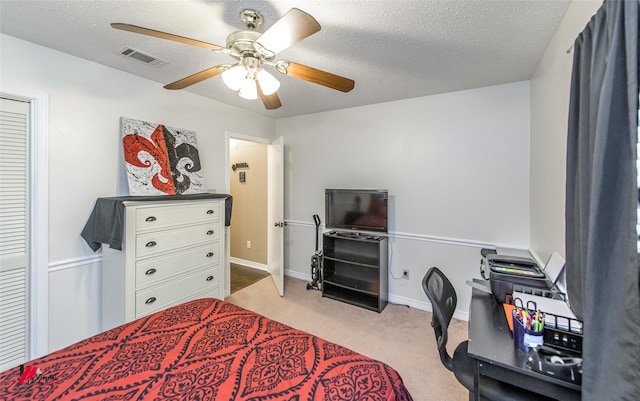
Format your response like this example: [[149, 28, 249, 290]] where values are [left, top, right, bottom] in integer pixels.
[[230, 257, 268, 272], [284, 269, 468, 321], [285, 269, 308, 281], [388, 293, 469, 321]]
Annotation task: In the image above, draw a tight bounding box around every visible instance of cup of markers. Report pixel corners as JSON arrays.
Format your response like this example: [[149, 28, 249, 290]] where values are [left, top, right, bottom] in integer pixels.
[[512, 301, 544, 352]]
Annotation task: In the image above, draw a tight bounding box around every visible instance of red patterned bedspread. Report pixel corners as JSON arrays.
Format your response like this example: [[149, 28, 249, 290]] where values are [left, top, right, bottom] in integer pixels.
[[0, 298, 413, 400]]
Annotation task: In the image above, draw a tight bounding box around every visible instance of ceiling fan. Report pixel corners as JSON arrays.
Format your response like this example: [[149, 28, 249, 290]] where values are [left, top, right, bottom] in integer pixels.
[[112, 8, 355, 110]]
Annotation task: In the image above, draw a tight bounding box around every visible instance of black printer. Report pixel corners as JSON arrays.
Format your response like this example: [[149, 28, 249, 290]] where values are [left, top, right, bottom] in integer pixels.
[[480, 251, 561, 303]]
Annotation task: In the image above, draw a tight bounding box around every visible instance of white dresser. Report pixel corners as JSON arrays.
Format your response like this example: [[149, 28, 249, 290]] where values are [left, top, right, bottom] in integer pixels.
[[101, 198, 225, 330]]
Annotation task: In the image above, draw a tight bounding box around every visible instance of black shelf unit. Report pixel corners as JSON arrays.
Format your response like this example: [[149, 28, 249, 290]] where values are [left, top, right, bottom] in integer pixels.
[[322, 231, 388, 312]]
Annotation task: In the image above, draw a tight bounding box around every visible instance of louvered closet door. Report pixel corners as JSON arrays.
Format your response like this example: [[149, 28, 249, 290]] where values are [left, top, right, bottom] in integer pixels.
[[0, 98, 30, 371]]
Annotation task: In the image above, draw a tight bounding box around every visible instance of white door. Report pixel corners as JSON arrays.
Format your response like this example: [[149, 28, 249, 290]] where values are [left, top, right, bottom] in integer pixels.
[[267, 137, 284, 296], [0, 97, 30, 370]]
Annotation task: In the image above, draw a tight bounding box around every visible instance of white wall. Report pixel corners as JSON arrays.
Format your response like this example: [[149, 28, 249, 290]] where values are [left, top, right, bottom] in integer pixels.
[[48, 258, 101, 350], [2, 0, 604, 350], [0, 33, 276, 351], [529, 0, 602, 264], [278, 82, 531, 315]]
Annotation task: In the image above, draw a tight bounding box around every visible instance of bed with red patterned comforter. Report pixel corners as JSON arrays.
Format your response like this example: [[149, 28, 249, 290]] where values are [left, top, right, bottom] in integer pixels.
[[0, 298, 413, 400]]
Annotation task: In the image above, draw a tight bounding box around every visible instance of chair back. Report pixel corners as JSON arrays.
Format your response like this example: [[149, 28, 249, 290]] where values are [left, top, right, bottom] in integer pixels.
[[422, 267, 458, 371]]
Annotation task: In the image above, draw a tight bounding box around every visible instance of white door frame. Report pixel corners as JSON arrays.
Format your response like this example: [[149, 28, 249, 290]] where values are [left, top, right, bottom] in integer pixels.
[[0, 88, 49, 358], [267, 136, 284, 296], [224, 131, 273, 296]]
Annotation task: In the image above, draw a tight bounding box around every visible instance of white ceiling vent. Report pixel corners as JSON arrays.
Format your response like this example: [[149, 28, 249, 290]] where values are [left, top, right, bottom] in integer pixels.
[[117, 46, 167, 67]]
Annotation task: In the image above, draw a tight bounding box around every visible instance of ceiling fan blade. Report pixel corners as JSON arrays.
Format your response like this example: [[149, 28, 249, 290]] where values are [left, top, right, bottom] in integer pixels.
[[257, 8, 321, 54], [111, 23, 226, 51], [275, 61, 355, 93], [257, 81, 282, 110], [164, 66, 225, 90]]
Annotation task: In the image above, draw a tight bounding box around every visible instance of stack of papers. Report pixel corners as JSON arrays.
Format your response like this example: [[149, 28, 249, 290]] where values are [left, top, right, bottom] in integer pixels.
[[515, 292, 582, 333], [515, 292, 576, 319]]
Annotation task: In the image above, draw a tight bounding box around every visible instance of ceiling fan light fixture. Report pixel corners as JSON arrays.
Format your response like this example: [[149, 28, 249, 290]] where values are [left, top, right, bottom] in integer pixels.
[[257, 69, 280, 96], [239, 79, 258, 100], [222, 65, 246, 91], [113, 7, 353, 110]]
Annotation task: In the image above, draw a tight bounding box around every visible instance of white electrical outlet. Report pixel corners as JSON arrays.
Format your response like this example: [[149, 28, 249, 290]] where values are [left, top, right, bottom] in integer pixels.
[[247, 240, 251, 249]]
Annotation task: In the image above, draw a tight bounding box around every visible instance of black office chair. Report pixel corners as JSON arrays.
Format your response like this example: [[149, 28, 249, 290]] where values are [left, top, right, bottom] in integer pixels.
[[422, 267, 553, 401]]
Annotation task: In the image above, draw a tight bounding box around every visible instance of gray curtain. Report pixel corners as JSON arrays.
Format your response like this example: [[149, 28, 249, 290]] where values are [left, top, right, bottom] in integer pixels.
[[565, 0, 639, 400]]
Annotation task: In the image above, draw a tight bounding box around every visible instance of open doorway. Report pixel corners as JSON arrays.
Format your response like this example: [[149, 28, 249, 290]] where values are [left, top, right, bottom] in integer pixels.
[[225, 132, 284, 297], [228, 137, 270, 293]]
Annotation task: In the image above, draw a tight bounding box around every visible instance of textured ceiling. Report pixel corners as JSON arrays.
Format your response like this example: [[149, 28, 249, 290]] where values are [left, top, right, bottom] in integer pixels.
[[0, 0, 570, 118]]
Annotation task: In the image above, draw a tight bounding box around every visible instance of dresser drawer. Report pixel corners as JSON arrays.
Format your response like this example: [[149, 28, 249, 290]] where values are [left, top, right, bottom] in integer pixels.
[[135, 202, 220, 231], [135, 243, 220, 288], [136, 223, 220, 258], [135, 267, 219, 317], [135, 288, 216, 320], [101, 198, 226, 330]]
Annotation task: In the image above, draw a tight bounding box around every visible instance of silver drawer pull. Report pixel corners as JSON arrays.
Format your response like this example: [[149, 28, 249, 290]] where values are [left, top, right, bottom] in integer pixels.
[[145, 297, 156, 304], [145, 216, 156, 222], [207, 230, 214, 235], [206, 252, 214, 258], [206, 275, 214, 281], [145, 241, 157, 248], [206, 209, 214, 215], [145, 268, 156, 275]]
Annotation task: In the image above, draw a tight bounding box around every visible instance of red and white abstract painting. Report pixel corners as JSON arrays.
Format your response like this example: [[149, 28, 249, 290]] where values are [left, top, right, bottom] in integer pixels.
[[121, 117, 206, 195]]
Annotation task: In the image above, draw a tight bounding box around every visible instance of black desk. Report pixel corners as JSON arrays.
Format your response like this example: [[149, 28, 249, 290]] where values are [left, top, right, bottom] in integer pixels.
[[467, 282, 581, 401]]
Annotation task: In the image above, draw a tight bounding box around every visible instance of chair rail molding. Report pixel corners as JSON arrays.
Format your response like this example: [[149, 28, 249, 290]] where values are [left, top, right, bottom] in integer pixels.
[[49, 254, 102, 272]]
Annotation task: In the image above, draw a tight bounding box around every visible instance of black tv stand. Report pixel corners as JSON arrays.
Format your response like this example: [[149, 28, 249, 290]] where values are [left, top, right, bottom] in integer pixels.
[[322, 231, 388, 312], [331, 230, 385, 241]]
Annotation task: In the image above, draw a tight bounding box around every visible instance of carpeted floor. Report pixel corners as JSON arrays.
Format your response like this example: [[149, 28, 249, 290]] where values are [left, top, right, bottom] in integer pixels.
[[230, 263, 270, 293], [226, 275, 469, 401]]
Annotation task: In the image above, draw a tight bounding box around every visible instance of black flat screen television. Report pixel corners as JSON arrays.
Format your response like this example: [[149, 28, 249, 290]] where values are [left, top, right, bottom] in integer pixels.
[[325, 189, 388, 233]]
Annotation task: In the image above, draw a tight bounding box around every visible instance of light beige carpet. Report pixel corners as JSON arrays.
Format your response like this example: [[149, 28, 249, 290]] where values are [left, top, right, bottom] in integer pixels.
[[226, 275, 469, 401]]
